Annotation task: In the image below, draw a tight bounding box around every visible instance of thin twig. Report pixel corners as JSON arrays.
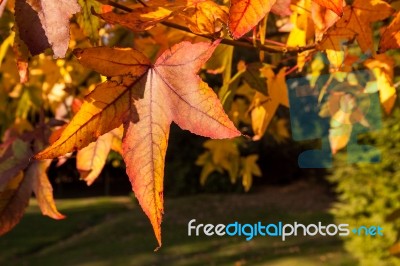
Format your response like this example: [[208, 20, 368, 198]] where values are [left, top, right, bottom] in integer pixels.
[[96, 0, 317, 54]]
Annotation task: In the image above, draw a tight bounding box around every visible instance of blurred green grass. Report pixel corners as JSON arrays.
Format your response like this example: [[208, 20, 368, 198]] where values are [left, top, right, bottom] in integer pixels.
[[0, 182, 356, 266]]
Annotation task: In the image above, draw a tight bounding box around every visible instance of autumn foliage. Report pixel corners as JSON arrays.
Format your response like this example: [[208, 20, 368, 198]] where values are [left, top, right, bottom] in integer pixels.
[[0, 0, 399, 249]]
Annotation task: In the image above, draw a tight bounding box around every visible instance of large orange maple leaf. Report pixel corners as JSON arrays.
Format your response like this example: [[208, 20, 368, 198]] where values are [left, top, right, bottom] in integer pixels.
[[34, 41, 241, 247]]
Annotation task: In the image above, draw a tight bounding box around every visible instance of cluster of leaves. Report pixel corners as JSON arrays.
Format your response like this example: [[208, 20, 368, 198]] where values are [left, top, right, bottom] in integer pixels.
[[0, 0, 399, 249]]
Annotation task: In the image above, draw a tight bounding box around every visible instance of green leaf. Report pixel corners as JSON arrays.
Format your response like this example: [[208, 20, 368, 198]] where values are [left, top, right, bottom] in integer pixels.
[[77, 0, 101, 44]]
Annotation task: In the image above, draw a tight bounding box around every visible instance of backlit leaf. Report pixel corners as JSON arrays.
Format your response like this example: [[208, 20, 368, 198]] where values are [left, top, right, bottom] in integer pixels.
[[311, 0, 343, 17], [228, 0, 277, 39], [271, 0, 291, 17], [335, 0, 394, 53], [94, 6, 176, 32], [29, 160, 65, 219], [180, 0, 229, 35], [24, 0, 81, 58], [379, 12, 400, 53], [250, 67, 289, 140], [35, 48, 151, 159], [365, 54, 397, 114], [77, 0, 101, 43], [122, 42, 240, 246], [35, 41, 240, 248], [311, 1, 341, 41], [76, 129, 121, 185], [317, 26, 355, 69]]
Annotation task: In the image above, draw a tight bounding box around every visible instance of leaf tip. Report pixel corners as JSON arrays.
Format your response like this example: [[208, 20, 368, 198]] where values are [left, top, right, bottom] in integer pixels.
[[72, 48, 84, 59]]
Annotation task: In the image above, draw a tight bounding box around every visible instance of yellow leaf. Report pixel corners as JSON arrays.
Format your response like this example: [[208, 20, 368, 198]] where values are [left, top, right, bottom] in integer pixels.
[[311, 1, 341, 41], [250, 67, 289, 140], [94, 6, 177, 32], [365, 54, 397, 114], [286, 0, 313, 71], [228, 0, 277, 39], [240, 155, 261, 192], [180, 0, 228, 35], [311, 0, 343, 16], [317, 26, 354, 69], [203, 139, 240, 183], [29, 160, 65, 219], [35, 48, 151, 159], [76, 130, 114, 186], [329, 123, 351, 154]]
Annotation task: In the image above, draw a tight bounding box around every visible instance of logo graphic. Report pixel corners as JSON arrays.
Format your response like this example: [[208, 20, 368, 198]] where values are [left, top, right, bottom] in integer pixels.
[[188, 219, 384, 241], [286, 69, 382, 168]]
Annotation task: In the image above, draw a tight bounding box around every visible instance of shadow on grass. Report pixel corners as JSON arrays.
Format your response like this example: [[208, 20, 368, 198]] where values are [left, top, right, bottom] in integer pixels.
[[0, 185, 355, 266]]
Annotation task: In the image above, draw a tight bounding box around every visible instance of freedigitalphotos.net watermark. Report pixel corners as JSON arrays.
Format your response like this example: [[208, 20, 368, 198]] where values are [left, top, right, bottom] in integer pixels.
[[188, 219, 383, 241]]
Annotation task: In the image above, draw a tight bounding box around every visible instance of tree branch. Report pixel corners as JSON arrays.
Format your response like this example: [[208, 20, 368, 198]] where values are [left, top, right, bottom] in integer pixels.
[[96, 0, 317, 54]]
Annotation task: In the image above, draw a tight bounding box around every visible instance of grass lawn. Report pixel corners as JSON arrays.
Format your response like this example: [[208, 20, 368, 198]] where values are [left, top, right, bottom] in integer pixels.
[[0, 181, 356, 266]]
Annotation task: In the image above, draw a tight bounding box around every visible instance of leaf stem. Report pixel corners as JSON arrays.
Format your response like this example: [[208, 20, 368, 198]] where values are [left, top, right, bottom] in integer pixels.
[[96, 0, 317, 54]]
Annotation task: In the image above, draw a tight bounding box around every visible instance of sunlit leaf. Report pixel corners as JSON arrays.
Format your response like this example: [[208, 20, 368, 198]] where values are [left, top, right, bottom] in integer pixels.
[[29, 160, 65, 219], [94, 6, 176, 32], [379, 12, 400, 53], [365, 54, 397, 114], [77, 0, 101, 43], [311, 0, 343, 17], [36, 41, 240, 248], [250, 67, 289, 140], [335, 0, 394, 53], [76, 128, 122, 185], [20, 0, 81, 58], [180, 0, 228, 35], [228, 0, 277, 39]]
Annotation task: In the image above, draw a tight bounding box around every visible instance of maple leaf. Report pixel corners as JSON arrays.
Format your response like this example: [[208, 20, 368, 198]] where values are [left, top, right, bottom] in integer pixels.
[[35, 48, 151, 158], [250, 67, 289, 140], [196, 139, 240, 185], [35, 41, 240, 247], [0, 139, 32, 188], [365, 54, 397, 114], [311, 1, 341, 41], [76, 0, 101, 43], [271, 0, 292, 17], [317, 26, 355, 69], [240, 155, 261, 192], [379, 11, 400, 53], [16, 0, 80, 58], [29, 160, 65, 220], [93, 6, 177, 32], [0, 137, 64, 236], [0, 171, 31, 235], [14, 0, 50, 56], [228, 0, 277, 39], [77, 127, 123, 185], [286, 0, 313, 71], [312, 0, 343, 17], [329, 123, 351, 154], [179, 0, 229, 35], [335, 0, 394, 53]]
